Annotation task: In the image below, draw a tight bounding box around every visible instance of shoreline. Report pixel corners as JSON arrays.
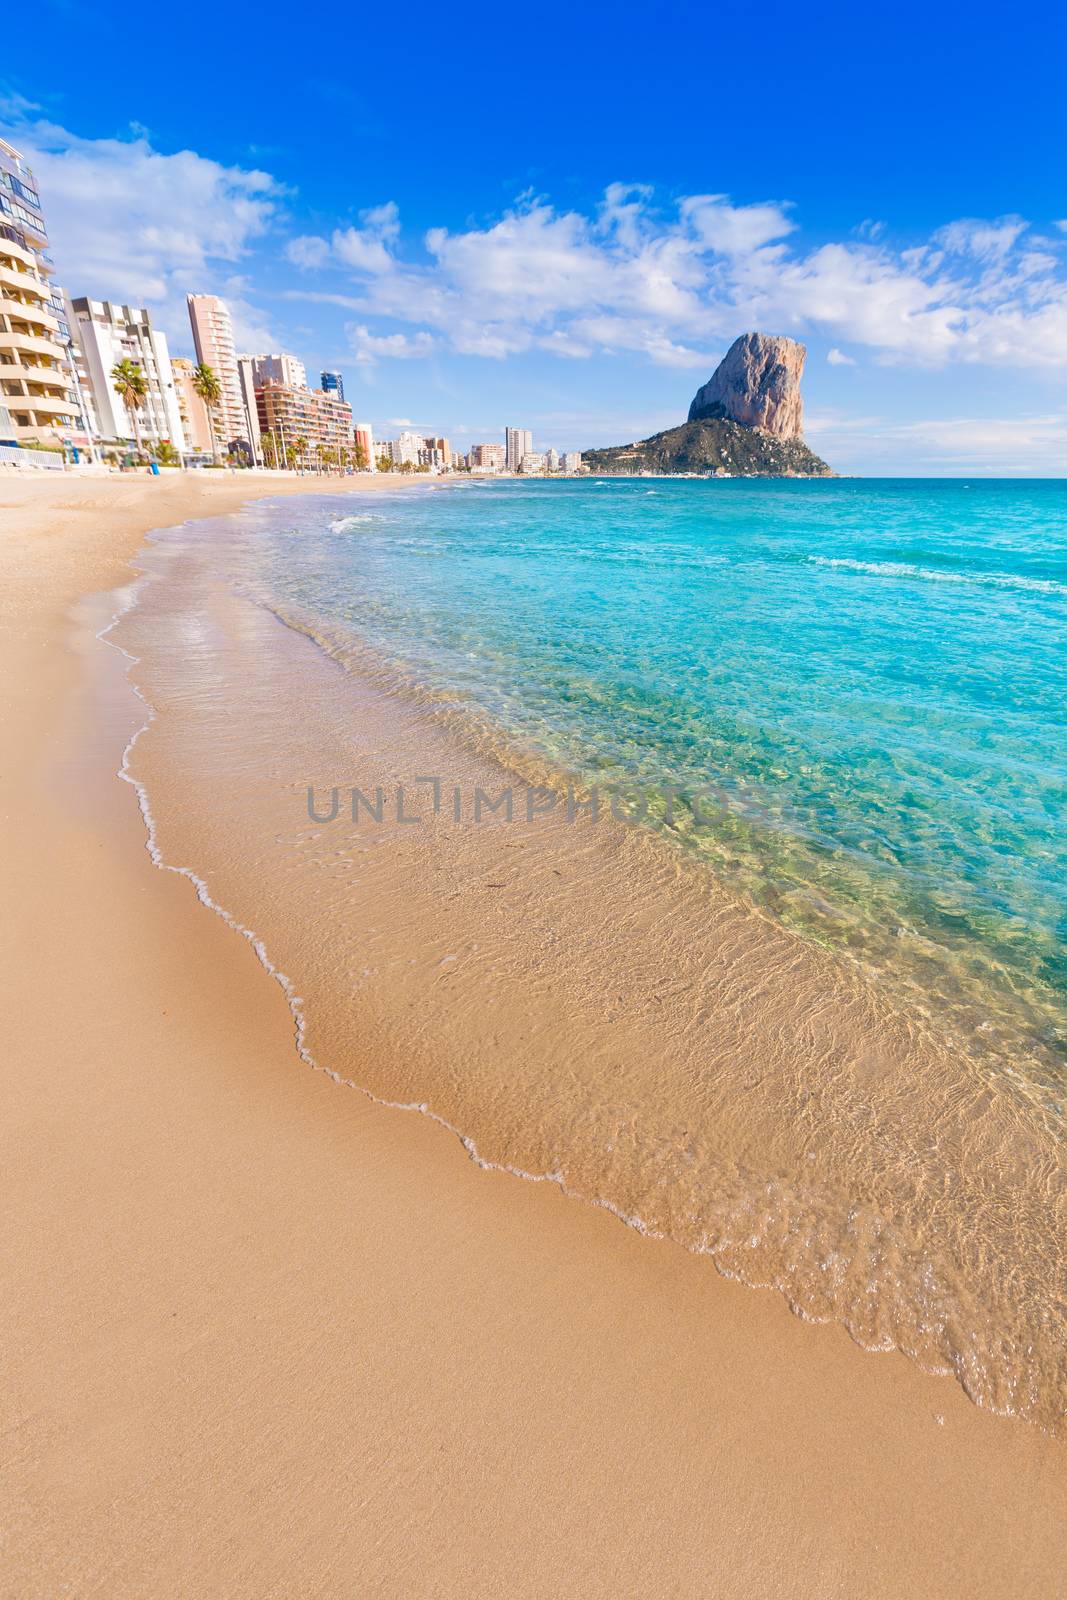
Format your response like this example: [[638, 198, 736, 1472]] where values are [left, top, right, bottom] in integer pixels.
[[3, 474, 1066, 1596], [118, 491, 1066, 1433]]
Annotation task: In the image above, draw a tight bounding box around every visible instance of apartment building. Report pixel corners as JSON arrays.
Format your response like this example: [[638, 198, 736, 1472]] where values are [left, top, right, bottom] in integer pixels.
[[421, 435, 451, 470], [354, 421, 376, 470], [0, 136, 80, 448], [236, 356, 264, 460], [470, 442, 506, 472], [563, 451, 583, 473], [391, 429, 424, 466], [171, 357, 214, 453], [67, 298, 185, 450], [505, 426, 532, 471], [186, 294, 249, 456], [256, 380, 353, 462], [246, 352, 307, 391], [519, 451, 546, 474]]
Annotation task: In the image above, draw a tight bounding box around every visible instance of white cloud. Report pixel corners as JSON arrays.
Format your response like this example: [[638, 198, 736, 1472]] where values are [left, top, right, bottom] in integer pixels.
[[806, 408, 1067, 474], [827, 347, 855, 365], [934, 215, 1028, 261], [2, 112, 283, 350], [347, 324, 435, 366], [680, 194, 795, 256], [286, 235, 331, 270], [284, 186, 1067, 373]]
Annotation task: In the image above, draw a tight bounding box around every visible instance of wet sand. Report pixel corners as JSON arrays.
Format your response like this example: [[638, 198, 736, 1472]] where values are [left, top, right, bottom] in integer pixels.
[[2, 472, 1065, 1598]]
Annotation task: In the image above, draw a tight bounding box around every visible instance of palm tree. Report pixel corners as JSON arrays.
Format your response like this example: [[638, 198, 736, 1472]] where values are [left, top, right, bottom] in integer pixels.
[[153, 439, 180, 467], [191, 362, 223, 464], [294, 434, 308, 474], [111, 358, 148, 460]]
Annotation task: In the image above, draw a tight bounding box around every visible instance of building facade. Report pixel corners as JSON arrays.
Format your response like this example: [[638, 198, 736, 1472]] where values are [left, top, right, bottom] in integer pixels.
[[470, 442, 506, 472], [505, 426, 532, 471], [256, 381, 353, 464], [519, 451, 546, 474], [171, 357, 214, 454], [321, 369, 344, 402], [422, 435, 451, 470], [186, 294, 249, 456], [246, 352, 307, 391], [236, 356, 264, 461], [67, 298, 185, 451], [0, 136, 81, 449], [563, 451, 583, 473], [353, 421, 376, 470]]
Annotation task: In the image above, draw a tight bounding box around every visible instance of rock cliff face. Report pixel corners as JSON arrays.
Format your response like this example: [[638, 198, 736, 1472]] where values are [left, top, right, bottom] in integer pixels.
[[687, 333, 806, 439], [583, 331, 831, 477]]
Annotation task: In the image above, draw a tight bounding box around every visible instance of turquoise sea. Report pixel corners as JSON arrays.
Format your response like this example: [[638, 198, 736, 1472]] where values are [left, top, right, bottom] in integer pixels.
[[247, 476, 1067, 1080]]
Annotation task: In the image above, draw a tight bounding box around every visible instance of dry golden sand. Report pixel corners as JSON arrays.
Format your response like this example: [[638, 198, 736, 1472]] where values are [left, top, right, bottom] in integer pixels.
[[1, 471, 1065, 1598]]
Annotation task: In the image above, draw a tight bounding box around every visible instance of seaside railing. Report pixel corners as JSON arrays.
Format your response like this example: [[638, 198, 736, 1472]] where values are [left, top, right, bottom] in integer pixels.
[[0, 444, 66, 470]]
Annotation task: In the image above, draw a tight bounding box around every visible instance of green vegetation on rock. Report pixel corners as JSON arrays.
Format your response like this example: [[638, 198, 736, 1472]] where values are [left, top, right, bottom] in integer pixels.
[[582, 416, 832, 478]]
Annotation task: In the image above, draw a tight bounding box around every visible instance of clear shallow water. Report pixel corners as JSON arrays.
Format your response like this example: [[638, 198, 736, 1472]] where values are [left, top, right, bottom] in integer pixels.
[[246, 478, 1067, 1080], [117, 478, 1067, 1429]]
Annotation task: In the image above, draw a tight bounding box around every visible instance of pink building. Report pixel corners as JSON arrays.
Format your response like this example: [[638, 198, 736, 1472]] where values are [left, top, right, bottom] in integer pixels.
[[186, 294, 251, 456], [354, 421, 376, 471]]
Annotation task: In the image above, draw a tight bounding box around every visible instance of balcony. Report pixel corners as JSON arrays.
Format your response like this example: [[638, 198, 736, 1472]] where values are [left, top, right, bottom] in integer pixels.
[[20, 392, 77, 419], [0, 232, 37, 270], [0, 292, 55, 332], [0, 261, 47, 299], [0, 330, 64, 360], [0, 352, 64, 381]]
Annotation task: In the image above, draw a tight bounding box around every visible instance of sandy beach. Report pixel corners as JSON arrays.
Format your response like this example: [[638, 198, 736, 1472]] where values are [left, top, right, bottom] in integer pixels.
[[3, 470, 1066, 1598]]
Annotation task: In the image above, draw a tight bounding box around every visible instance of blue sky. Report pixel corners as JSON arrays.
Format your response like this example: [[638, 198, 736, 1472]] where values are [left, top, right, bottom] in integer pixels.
[[5, 0, 1067, 472]]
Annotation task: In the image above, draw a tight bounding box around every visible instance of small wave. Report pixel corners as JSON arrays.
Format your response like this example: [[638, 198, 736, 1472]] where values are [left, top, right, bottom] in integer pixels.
[[329, 514, 377, 531], [808, 556, 1067, 595]]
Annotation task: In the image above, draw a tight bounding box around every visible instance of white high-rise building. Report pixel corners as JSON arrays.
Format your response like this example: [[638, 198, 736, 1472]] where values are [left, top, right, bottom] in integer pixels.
[[236, 356, 264, 462], [186, 294, 248, 456], [545, 447, 560, 472], [246, 352, 307, 391], [563, 451, 582, 473], [0, 136, 81, 450], [67, 298, 186, 450], [519, 451, 545, 474], [505, 426, 532, 472], [393, 429, 423, 465]]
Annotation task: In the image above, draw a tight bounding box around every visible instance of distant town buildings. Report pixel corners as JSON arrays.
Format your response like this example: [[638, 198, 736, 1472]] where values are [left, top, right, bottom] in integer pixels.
[[2, 177, 589, 474], [0, 136, 82, 451], [470, 442, 506, 471], [187, 294, 249, 456], [376, 430, 453, 470], [505, 426, 532, 472], [67, 297, 185, 451]]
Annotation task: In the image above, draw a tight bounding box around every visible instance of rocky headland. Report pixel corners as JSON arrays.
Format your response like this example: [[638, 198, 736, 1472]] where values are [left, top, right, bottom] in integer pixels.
[[584, 333, 832, 477]]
